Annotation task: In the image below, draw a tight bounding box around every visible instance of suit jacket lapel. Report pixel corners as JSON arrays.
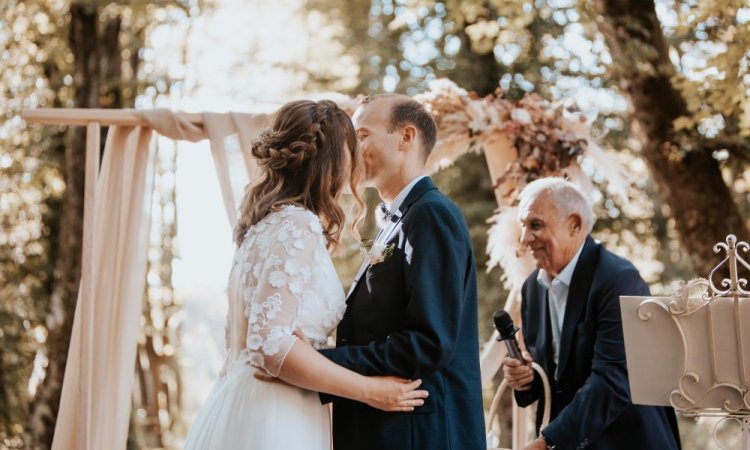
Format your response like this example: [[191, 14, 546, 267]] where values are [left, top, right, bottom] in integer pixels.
[[397, 176, 437, 216], [345, 216, 406, 300], [347, 260, 370, 299], [346, 177, 437, 301], [556, 236, 599, 378], [347, 227, 385, 298], [529, 277, 556, 378]]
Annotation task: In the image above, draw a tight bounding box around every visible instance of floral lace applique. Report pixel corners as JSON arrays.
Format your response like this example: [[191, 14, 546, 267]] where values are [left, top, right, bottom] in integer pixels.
[[222, 205, 345, 377]]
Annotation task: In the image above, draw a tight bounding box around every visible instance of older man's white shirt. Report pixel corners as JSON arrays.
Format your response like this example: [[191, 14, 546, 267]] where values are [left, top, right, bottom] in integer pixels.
[[537, 242, 585, 379]]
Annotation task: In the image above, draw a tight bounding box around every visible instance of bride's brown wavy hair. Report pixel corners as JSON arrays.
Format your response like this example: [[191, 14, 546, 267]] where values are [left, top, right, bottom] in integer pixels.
[[234, 99, 364, 249]]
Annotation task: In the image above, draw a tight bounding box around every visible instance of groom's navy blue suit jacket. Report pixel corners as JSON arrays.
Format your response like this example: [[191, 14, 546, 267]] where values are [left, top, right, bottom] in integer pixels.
[[319, 177, 485, 450], [516, 236, 681, 450]]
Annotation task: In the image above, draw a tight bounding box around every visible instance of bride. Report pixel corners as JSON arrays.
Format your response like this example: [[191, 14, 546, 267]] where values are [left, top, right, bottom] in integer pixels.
[[184, 99, 428, 449]]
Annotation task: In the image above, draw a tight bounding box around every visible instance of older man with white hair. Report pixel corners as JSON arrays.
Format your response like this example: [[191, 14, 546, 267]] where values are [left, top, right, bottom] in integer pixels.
[[502, 178, 681, 450]]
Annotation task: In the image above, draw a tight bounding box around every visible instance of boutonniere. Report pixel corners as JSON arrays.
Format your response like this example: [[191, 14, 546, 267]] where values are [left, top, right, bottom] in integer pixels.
[[360, 240, 395, 266]]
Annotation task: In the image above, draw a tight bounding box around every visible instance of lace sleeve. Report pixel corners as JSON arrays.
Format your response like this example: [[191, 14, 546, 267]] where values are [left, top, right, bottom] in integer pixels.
[[243, 208, 325, 377]]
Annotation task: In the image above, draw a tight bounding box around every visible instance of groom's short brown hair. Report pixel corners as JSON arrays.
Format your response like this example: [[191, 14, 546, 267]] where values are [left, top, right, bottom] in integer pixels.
[[360, 94, 437, 157]]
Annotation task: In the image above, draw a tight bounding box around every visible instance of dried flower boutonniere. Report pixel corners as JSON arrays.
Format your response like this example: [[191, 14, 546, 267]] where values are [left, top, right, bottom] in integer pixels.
[[360, 240, 396, 266]]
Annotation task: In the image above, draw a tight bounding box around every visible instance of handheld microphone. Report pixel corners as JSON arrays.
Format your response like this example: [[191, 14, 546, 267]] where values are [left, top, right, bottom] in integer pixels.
[[493, 310, 524, 362]]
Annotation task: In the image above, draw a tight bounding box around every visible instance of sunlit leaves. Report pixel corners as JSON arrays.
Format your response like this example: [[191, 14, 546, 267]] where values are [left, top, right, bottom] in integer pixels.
[[0, 1, 68, 440], [661, 0, 750, 140], [0, 0, 196, 445]]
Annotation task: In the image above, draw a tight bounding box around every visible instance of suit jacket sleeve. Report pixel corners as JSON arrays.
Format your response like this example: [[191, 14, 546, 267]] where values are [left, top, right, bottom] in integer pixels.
[[319, 202, 470, 379], [542, 269, 650, 449]]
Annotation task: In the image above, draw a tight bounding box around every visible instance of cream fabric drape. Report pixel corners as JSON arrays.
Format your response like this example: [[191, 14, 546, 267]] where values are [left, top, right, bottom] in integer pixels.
[[51, 126, 156, 450], [51, 110, 270, 450], [137, 110, 269, 225]]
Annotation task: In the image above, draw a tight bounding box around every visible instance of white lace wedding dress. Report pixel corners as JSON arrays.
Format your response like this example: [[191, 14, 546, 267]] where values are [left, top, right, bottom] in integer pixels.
[[184, 205, 346, 450]]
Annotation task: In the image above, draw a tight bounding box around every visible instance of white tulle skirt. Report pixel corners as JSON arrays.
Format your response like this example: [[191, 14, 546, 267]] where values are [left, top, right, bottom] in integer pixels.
[[184, 362, 331, 450]]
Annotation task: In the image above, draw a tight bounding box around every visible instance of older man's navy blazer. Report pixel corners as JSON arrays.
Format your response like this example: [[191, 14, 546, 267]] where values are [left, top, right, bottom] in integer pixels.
[[319, 177, 485, 450], [516, 236, 681, 450]]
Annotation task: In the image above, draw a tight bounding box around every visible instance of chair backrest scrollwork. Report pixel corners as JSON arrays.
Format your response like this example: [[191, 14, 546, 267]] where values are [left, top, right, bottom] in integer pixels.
[[622, 234, 750, 417]]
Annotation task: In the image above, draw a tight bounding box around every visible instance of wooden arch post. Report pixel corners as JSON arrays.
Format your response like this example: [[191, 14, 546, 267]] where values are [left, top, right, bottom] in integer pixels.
[[80, 120, 100, 448], [480, 132, 533, 449]]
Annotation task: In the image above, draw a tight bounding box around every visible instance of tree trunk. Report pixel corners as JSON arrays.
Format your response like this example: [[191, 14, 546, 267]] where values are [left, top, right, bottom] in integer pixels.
[[24, 4, 102, 448], [453, 4, 502, 97], [594, 0, 748, 275]]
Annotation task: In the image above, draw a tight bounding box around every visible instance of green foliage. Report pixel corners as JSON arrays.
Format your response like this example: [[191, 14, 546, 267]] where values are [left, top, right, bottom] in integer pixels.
[[666, 0, 750, 141], [307, 0, 591, 98], [0, 0, 70, 441], [1, 0, 197, 446]]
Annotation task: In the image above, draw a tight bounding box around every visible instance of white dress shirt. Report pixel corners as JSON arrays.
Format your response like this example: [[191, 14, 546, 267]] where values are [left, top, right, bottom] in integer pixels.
[[536, 242, 585, 378]]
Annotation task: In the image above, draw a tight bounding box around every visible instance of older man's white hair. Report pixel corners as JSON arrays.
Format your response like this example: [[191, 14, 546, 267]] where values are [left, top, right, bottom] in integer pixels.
[[517, 177, 596, 234]]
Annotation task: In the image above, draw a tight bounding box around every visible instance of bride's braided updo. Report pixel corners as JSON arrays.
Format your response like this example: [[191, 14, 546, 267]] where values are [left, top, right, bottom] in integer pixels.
[[235, 100, 364, 248], [251, 104, 330, 170]]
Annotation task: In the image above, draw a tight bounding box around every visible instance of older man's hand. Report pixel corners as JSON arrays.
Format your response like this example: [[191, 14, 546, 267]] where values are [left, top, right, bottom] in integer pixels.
[[502, 351, 535, 391]]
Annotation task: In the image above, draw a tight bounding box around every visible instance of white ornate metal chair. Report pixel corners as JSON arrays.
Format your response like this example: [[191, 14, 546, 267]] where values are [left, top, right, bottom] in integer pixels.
[[621, 234, 750, 450]]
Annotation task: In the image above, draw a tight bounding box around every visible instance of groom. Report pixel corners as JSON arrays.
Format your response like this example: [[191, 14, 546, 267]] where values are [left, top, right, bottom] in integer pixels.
[[318, 94, 486, 450]]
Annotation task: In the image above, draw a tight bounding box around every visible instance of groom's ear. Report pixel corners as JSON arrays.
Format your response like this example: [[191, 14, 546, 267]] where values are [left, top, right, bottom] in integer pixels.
[[399, 125, 417, 152]]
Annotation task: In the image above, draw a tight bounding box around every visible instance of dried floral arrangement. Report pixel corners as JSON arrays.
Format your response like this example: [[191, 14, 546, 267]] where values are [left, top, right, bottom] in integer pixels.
[[416, 79, 596, 205]]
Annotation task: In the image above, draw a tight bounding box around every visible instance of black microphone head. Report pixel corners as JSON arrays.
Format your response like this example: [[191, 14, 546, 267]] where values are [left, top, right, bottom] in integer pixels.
[[493, 310, 518, 341]]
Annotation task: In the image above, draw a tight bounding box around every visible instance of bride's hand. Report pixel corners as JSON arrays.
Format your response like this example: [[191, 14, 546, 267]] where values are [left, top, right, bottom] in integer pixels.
[[361, 376, 429, 412]]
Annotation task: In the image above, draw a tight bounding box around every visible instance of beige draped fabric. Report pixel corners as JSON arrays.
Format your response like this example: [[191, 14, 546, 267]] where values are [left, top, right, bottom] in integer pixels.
[[51, 126, 156, 450], [137, 110, 270, 225], [50, 110, 270, 450]]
